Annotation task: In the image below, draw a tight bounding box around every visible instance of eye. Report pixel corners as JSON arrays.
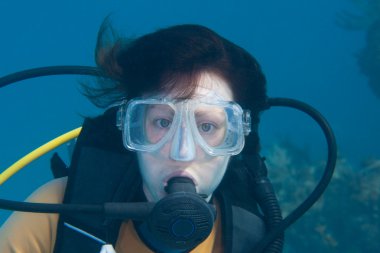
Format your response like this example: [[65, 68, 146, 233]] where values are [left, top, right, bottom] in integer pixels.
[[199, 123, 215, 133], [155, 118, 172, 128]]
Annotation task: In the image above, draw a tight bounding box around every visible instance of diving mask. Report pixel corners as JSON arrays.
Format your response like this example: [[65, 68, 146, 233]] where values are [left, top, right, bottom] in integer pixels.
[[117, 97, 251, 157]]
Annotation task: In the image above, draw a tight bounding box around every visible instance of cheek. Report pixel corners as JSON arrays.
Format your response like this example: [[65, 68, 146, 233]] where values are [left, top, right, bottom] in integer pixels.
[[211, 157, 229, 179], [137, 152, 161, 188], [138, 152, 157, 172], [198, 156, 230, 192]]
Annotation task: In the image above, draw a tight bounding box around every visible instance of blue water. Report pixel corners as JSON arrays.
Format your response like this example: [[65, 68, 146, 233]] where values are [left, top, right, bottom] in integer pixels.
[[0, 0, 379, 252]]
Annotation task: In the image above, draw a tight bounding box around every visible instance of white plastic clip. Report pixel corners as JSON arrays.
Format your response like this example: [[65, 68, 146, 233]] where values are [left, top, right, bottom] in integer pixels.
[[100, 244, 117, 253]]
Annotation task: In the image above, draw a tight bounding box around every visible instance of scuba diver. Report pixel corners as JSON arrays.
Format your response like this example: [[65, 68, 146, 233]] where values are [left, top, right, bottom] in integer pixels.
[[0, 21, 337, 253]]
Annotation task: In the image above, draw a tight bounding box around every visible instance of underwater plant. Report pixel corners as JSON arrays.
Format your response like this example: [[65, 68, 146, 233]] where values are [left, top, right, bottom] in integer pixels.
[[337, 0, 380, 100], [336, 0, 380, 30], [266, 140, 380, 252], [357, 18, 380, 99]]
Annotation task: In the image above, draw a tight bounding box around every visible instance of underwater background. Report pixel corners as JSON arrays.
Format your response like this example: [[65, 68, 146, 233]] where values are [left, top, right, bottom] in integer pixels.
[[0, 0, 379, 252]]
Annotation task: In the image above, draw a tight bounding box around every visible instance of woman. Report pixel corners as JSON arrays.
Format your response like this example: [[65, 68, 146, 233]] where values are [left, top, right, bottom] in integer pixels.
[[0, 22, 275, 252]]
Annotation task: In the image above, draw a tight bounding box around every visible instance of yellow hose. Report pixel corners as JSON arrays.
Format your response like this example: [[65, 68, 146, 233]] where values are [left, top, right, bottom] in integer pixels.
[[0, 127, 82, 185]]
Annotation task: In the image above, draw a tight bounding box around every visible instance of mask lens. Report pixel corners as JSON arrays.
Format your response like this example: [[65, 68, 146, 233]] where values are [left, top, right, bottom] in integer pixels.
[[193, 104, 241, 153], [144, 104, 175, 144], [125, 100, 176, 150], [123, 98, 246, 156], [194, 105, 228, 147]]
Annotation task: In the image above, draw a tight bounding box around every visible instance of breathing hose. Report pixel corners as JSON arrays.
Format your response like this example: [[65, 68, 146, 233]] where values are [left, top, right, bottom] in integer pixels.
[[0, 66, 337, 253], [248, 97, 337, 253]]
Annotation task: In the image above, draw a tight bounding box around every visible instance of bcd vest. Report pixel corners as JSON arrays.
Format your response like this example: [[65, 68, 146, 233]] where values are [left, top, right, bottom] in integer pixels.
[[51, 108, 265, 253]]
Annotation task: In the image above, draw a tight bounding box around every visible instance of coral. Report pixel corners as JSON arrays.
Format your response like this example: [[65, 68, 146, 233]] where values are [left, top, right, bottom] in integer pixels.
[[336, 0, 380, 30], [338, 0, 380, 100], [265, 141, 380, 252], [357, 18, 380, 98]]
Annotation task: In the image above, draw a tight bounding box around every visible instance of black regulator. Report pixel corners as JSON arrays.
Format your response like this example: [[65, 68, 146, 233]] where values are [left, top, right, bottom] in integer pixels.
[[135, 177, 216, 253], [0, 66, 337, 253]]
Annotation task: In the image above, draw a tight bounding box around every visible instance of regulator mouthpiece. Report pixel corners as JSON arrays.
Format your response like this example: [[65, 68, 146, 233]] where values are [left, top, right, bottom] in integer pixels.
[[164, 177, 196, 194], [137, 176, 216, 252]]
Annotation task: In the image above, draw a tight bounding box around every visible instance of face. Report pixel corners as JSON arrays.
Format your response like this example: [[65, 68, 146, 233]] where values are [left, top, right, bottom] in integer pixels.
[[136, 72, 234, 202]]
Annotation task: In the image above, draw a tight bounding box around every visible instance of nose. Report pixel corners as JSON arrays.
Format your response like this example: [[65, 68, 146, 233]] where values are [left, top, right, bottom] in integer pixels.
[[170, 120, 196, 162]]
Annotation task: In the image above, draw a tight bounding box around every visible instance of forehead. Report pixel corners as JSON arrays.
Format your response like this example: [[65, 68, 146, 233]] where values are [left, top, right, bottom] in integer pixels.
[[145, 72, 234, 101], [193, 72, 233, 101]]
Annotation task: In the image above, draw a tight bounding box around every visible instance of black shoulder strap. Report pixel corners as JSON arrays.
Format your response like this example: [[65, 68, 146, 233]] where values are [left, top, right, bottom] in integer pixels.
[[217, 190, 265, 253], [50, 152, 69, 178], [52, 108, 265, 253], [53, 108, 143, 253]]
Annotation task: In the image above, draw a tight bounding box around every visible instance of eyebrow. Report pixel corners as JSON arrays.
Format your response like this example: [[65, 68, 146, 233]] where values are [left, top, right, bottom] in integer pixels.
[[147, 105, 175, 115], [195, 109, 225, 118]]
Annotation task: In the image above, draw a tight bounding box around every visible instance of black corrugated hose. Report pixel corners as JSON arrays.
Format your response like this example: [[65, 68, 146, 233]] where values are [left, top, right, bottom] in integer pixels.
[[243, 154, 284, 253]]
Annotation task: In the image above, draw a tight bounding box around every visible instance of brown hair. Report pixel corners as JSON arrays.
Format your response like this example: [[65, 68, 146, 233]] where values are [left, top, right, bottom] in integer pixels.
[[84, 20, 268, 153]]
